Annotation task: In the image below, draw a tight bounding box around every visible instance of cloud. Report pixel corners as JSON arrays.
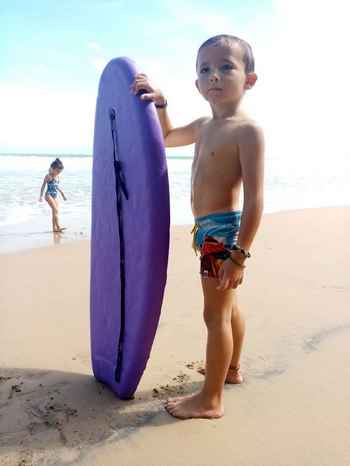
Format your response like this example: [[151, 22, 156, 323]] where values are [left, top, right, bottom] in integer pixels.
[[0, 83, 95, 153]]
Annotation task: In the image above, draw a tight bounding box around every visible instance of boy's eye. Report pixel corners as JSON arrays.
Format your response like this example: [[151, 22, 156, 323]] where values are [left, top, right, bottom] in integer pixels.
[[200, 64, 234, 74]]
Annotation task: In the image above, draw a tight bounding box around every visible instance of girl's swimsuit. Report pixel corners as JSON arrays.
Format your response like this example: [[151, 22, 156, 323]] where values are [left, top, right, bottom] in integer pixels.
[[46, 177, 59, 198], [191, 210, 242, 278]]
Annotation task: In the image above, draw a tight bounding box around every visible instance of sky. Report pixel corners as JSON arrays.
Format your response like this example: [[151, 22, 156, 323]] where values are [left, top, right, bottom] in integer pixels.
[[1, 0, 349, 165]]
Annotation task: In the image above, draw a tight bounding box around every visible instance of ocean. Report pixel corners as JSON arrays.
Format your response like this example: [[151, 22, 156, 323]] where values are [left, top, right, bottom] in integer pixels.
[[0, 153, 349, 253]]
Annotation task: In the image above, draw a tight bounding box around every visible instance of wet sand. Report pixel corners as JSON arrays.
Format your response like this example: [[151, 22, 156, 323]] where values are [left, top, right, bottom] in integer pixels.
[[0, 207, 349, 466]]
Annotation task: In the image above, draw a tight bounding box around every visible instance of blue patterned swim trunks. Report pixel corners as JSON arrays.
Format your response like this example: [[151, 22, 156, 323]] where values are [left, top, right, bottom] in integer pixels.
[[191, 210, 242, 278]]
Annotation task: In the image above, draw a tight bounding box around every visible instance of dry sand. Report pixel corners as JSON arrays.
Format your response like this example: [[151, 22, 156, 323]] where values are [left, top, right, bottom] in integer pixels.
[[0, 207, 349, 466]]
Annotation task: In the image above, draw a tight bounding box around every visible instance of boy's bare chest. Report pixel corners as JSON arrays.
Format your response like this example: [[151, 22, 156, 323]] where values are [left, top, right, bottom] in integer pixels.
[[192, 126, 240, 177]]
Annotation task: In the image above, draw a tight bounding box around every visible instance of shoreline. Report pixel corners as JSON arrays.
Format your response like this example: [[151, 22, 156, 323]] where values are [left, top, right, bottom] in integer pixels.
[[1, 204, 349, 256]]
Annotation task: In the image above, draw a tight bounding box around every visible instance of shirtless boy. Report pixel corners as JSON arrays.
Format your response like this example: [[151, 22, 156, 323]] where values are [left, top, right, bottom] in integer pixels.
[[130, 34, 265, 420]]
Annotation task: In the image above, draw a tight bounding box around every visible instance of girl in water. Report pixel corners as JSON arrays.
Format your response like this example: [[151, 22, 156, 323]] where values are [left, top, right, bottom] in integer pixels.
[[39, 158, 67, 232]]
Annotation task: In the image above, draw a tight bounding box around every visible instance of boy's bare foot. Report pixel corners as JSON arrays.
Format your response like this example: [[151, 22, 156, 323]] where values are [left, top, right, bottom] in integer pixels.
[[167, 364, 244, 406], [165, 392, 224, 420], [197, 364, 244, 384]]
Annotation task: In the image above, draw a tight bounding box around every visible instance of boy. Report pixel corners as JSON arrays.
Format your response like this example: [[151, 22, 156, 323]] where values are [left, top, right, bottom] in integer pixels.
[[130, 34, 264, 419]]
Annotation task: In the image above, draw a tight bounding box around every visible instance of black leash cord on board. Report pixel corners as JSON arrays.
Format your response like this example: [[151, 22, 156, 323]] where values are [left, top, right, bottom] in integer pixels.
[[109, 107, 129, 383]]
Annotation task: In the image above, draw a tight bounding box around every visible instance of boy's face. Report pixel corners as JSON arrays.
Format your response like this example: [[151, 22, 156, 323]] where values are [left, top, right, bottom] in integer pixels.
[[195, 42, 257, 105]]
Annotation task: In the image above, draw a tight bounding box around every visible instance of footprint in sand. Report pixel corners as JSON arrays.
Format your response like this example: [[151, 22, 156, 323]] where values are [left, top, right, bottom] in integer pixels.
[[0, 376, 13, 383], [185, 360, 204, 372], [152, 371, 192, 398], [27, 400, 78, 445], [0, 375, 25, 400], [185, 360, 244, 384]]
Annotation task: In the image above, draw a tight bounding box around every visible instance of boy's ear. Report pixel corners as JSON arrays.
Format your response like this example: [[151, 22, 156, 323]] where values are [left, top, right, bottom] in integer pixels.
[[195, 79, 200, 93], [244, 72, 258, 90]]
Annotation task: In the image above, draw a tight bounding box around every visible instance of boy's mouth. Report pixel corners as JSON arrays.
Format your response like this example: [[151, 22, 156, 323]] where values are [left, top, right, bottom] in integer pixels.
[[208, 87, 223, 92]]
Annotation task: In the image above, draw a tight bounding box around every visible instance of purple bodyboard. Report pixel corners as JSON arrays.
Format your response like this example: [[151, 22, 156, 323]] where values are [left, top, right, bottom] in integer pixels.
[[90, 57, 170, 399]]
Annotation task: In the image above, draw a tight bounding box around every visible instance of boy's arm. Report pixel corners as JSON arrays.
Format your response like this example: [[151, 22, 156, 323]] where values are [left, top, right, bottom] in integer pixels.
[[156, 106, 207, 147], [234, 123, 265, 255]]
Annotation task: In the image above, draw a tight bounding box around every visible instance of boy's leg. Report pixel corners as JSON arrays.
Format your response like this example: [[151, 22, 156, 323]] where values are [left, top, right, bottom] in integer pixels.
[[201, 277, 235, 399], [196, 298, 245, 383], [165, 276, 233, 419], [228, 299, 245, 382], [231, 300, 245, 366]]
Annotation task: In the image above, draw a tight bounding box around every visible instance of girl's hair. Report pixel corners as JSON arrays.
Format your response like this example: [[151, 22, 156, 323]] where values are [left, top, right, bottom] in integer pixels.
[[50, 158, 64, 171]]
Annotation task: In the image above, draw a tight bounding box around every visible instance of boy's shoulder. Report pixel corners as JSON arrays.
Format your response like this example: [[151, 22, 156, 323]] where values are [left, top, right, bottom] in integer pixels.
[[234, 115, 264, 145], [196, 115, 211, 128]]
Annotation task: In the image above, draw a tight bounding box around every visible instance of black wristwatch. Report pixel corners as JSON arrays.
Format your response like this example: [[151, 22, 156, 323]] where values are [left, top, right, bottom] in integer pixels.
[[155, 99, 167, 108], [231, 244, 251, 258]]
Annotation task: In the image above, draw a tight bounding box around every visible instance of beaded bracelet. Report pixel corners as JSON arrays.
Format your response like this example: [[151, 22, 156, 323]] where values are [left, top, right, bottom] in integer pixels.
[[228, 255, 246, 269], [232, 244, 251, 258]]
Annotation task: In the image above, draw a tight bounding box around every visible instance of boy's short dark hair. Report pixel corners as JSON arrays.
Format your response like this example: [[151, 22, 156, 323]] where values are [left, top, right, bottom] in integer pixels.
[[196, 34, 255, 74], [51, 158, 64, 170]]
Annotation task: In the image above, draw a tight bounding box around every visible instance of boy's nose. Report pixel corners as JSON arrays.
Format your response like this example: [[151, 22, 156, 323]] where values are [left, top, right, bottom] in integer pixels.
[[209, 69, 220, 81]]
